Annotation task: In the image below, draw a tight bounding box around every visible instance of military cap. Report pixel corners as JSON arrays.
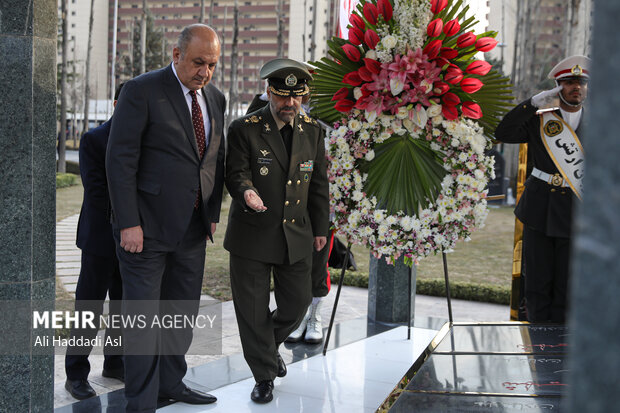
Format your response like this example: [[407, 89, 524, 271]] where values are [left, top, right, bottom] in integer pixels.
[[260, 58, 312, 97], [548, 55, 591, 81]]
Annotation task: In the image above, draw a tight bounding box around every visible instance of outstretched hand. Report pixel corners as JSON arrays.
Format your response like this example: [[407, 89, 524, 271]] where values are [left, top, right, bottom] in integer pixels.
[[244, 189, 267, 212], [531, 84, 563, 109]]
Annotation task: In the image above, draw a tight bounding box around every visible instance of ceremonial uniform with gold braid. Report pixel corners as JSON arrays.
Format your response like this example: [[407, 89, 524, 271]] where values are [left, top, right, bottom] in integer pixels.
[[224, 103, 329, 381], [495, 99, 585, 323]]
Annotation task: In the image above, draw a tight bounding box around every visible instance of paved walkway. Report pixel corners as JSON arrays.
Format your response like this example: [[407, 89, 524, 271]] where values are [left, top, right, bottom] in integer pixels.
[[54, 214, 511, 410]]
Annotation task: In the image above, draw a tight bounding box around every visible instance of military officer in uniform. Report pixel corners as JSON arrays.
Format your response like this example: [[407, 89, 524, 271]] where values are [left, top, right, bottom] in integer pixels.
[[495, 55, 590, 323], [224, 58, 329, 403]]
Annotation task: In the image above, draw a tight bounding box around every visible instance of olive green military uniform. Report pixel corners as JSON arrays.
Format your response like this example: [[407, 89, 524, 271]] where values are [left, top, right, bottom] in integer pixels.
[[224, 103, 329, 381]]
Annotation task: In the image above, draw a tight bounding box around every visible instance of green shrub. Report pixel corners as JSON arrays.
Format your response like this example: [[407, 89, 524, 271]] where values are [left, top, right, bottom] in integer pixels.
[[330, 268, 510, 305], [56, 173, 78, 188]]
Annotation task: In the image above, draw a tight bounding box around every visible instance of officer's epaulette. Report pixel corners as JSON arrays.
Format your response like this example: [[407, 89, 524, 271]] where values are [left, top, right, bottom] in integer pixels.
[[243, 114, 263, 124], [299, 114, 318, 126]]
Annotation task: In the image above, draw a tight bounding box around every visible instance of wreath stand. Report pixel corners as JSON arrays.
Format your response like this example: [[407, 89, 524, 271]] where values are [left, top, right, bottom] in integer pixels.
[[322, 243, 454, 355]]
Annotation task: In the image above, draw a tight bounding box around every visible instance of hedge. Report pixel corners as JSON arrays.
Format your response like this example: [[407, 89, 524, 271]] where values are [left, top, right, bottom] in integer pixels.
[[329, 268, 510, 305], [56, 173, 78, 188]]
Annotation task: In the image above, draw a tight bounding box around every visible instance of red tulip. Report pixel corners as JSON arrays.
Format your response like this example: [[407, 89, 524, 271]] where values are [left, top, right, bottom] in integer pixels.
[[465, 60, 492, 75], [462, 101, 482, 119], [433, 57, 450, 68], [423, 39, 443, 59], [377, 0, 393, 22], [442, 92, 460, 106], [349, 13, 365, 31], [475, 37, 498, 52], [445, 66, 463, 84], [348, 27, 364, 46], [343, 71, 363, 86], [443, 19, 461, 36], [343, 44, 362, 62], [427, 18, 443, 38], [358, 66, 373, 82], [460, 77, 484, 94], [440, 47, 458, 59], [431, 0, 448, 14], [332, 87, 349, 101], [363, 3, 378, 25], [335, 99, 356, 113], [433, 81, 450, 95], [363, 58, 382, 74], [364, 29, 380, 49], [456, 32, 476, 49], [442, 104, 459, 120]]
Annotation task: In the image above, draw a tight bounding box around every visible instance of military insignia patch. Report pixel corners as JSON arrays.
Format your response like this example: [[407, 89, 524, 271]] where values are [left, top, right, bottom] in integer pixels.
[[285, 74, 297, 86], [257, 157, 272, 165], [304, 173, 309, 183], [544, 120, 563, 137], [260, 149, 270, 156], [571, 64, 583, 76], [264, 123, 271, 132], [260, 166, 269, 176], [249, 115, 260, 123], [298, 124, 304, 133], [299, 160, 313, 171]]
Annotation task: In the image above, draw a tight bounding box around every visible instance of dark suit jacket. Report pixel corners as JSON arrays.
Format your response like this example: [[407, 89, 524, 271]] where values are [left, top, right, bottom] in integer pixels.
[[224, 105, 329, 264], [495, 99, 584, 238], [106, 65, 226, 248], [76, 120, 115, 257]]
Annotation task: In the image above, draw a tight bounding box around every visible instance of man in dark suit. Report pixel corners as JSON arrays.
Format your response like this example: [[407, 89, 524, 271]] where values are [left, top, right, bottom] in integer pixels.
[[495, 55, 590, 323], [224, 58, 330, 403], [106, 24, 225, 412], [64, 84, 125, 401]]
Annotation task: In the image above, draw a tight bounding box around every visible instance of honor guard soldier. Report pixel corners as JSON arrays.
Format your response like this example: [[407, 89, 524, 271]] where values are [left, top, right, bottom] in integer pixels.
[[224, 58, 330, 403], [495, 55, 591, 323]]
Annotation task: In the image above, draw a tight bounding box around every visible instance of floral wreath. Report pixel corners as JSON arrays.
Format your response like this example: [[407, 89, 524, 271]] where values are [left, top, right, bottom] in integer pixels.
[[309, 0, 513, 265]]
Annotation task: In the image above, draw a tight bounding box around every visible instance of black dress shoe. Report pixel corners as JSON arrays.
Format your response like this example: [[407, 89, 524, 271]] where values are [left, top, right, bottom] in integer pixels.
[[102, 367, 125, 382], [159, 386, 217, 404], [65, 379, 96, 400], [251, 380, 274, 403], [276, 352, 287, 377]]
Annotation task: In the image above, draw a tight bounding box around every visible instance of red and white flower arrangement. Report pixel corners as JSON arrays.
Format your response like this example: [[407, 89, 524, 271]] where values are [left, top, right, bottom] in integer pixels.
[[310, 0, 512, 265]]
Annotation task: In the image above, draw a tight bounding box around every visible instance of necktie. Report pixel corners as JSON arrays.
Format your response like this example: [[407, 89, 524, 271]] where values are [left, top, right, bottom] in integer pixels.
[[280, 124, 293, 156], [190, 90, 205, 209], [190, 90, 206, 159]]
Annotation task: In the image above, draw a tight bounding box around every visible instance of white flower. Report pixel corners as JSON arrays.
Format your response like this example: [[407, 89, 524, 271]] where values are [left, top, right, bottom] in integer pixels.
[[365, 150, 375, 161], [382, 35, 397, 49], [432, 115, 443, 126], [351, 190, 363, 202], [373, 210, 385, 223], [359, 130, 370, 141], [396, 106, 409, 119], [365, 110, 378, 124], [390, 77, 405, 96], [365, 49, 378, 60], [353, 87, 363, 100], [426, 104, 442, 118], [410, 106, 428, 128], [348, 119, 362, 132]]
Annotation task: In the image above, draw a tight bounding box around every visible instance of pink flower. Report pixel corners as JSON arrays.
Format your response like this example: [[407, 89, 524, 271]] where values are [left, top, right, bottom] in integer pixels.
[[466, 60, 492, 75], [475, 37, 498, 52], [363, 58, 382, 74]]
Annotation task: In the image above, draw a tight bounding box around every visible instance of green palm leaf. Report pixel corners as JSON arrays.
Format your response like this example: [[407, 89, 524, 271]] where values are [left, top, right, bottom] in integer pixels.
[[362, 134, 447, 215]]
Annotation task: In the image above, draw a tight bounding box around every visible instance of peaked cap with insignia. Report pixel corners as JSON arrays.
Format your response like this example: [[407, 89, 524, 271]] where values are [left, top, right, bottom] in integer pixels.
[[260, 58, 312, 97], [548, 55, 591, 81]]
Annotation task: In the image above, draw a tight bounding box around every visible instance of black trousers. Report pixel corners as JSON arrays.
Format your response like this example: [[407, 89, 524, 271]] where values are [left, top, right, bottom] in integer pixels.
[[65, 252, 123, 381], [522, 225, 570, 323], [116, 209, 207, 413], [230, 253, 312, 382]]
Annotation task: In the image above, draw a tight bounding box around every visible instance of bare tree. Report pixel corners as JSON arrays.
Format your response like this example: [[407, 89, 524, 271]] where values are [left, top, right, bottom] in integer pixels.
[[83, 0, 95, 136], [219, 7, 228, 91], [58, 0, 69, 173], [277, 0, 284, 58], [227, 0, 239, 128], [209, 0, 215, 26], [140, 0, 147, 74], [200, 0, 205, 23]]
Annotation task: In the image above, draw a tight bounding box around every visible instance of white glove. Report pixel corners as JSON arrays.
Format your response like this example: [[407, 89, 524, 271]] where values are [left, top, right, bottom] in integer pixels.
[[531, 85, 563, 109]]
